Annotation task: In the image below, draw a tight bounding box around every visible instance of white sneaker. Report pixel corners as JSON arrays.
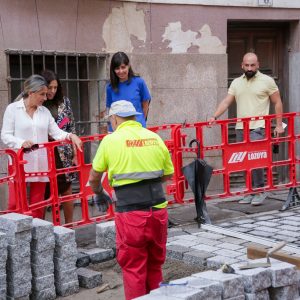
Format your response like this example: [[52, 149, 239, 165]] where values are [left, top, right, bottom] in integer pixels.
[[251, 193, 267, 206], [239, 195, 254, 204]]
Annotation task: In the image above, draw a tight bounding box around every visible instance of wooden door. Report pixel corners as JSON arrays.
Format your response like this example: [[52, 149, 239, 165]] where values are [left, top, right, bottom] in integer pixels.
[[227, 24, 285, 118]]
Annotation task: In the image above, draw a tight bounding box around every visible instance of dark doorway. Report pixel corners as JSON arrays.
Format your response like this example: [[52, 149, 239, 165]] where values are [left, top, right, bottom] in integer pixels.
[[227, 22, 289, 118]]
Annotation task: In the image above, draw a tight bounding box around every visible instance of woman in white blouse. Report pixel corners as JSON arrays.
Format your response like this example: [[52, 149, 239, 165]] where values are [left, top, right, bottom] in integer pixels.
[[1, 74, 82, 219]]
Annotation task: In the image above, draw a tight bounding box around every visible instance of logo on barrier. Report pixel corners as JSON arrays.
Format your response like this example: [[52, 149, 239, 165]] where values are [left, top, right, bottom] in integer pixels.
[[228, 152, 247, 164], [228, 151, 268, 164]]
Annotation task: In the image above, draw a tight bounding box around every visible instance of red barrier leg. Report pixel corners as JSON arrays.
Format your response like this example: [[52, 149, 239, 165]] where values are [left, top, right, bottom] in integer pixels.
[[29, 182, 47, 219], [8, 164, 16, 211]]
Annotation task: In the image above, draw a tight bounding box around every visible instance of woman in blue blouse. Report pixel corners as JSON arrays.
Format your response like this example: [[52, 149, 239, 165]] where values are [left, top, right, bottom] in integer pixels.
[[106, 52, 151, 130]]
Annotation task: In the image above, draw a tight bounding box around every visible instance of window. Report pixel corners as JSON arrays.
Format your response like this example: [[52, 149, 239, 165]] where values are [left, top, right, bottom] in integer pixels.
[[6, 50, 108, 136]]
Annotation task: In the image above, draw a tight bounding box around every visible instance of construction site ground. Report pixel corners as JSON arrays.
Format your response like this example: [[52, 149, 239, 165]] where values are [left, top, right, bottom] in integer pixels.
[[57, 189, 300, 300]]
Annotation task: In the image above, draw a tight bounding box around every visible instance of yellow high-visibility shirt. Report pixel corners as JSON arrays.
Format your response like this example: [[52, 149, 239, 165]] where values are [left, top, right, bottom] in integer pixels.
[[92, 120, 174, 189]]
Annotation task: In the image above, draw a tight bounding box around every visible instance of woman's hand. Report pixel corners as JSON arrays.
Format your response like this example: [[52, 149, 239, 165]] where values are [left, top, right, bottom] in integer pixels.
[[22, 140, 35, 149], [68, 134, 83, 152]]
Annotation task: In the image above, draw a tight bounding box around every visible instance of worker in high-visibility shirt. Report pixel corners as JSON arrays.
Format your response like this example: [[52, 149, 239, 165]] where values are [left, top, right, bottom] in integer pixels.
[[88, 100, 174, 300]]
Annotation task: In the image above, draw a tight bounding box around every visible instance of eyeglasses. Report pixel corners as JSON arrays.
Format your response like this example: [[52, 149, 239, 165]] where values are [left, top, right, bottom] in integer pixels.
[[23, 144, 39, 153]]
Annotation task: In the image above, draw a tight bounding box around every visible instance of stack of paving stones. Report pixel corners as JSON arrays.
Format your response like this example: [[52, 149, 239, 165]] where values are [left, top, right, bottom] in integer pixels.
[[135, 259, 300, 299], [53, 226, 79, 297], [0, 213, 33, 300], [30, 218, 56, 300], [0, 232, 7, 299]]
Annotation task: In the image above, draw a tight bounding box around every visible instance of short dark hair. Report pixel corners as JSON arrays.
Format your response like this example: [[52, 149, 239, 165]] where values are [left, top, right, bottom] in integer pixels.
[[40, 69, 64, 106], [109, 52, 138, 92]]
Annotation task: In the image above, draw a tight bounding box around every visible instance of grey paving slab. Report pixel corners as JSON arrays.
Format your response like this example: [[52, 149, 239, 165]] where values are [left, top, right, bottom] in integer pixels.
[[166, 245, 191, 260], [278, 230, 299, 238], [0, 213, 32, 234], [77, 267, 102, 289], [168, 239, 201, 247], [206, 256, 240, 268], [239, 224, 257, 229], [170, 276, 223, 299], [195, 232, 225, 240], [279, 220, 300, 226], [192, 270, 244, 299], [213, 249, 243, 259], [272, 235, 298, 243], [233, 220, 255, 225], [268, 284, 299, 300], [247, 230, 272, 238], [95, 221, 116, 249], [250, 221, 280, 228], [76, 252, 90, 268], [53, 226, 75, 246], [191, 244, 220, 252], [215, 242, 245, 251], [183, 250, 214, 266], [79, 248, 114, 264], [219, 237, 247, 245], [245, 290, 270, 300], [254, 215, 279, 221]]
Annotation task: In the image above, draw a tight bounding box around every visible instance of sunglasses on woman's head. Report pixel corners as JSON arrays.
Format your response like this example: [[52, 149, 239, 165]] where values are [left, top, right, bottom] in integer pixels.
[[23, 144, 39, 153]]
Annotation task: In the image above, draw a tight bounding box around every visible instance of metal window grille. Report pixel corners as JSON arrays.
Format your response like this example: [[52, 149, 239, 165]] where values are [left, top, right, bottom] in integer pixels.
[[5, 50, 108, 136]]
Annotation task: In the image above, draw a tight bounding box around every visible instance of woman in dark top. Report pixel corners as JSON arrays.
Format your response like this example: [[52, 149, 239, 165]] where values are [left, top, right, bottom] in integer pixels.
[[41, 70, 76, 224]]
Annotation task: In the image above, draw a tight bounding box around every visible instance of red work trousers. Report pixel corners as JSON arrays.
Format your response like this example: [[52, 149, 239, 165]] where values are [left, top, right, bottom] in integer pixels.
[[115, 208, 168, 300]]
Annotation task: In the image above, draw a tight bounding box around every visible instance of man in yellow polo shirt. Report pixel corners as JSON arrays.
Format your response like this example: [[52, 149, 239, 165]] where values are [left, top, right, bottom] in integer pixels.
[[209, 52, 284, 206], [88, 100, 174, 300]]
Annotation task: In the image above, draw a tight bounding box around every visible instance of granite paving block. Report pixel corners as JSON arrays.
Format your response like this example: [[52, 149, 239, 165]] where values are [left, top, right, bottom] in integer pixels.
[[228, 227, 251, 233], [254, 215, 276, 221], [30, 286, 56, 300], [271, 235, 298, 243], [194, 232, 224, 240], [55, 280, 79, 297], [169, 239, 201, 247], [213, 249, 243, 258], [31, 218, 54, 239], [191, 238, 220, 246], [76, 252, 90, 268], [166, 245, 191, 260], [0, 288, 5, 300], [31, 249, 53, 265], [233, 219, 255, 225], [7, 280, 31, 298], [7, 259, 31, 276], [191, 244, 219, 252], [95, 221, 116, 249], [31, 235, 55, 252], [183, 250, 214, 266], [77, 267, 102, 289], [215, 222, 234, 228], [53, 226, 75, 246], [247, 231, 272, 238], [32, 274, 55, 291], [219, 237, 246, 245], [227, 296, 245, 300], [0, 274, 6, 287], [0, 232, 7, 249], [279, 225, 300, 231], [55, 268, 78, 283], [7, 296, 30, 300], [31, 261, 54, 277], [215, 242, 244, 251], [183, 228, 203, 235], [150, 284, 209, 299], [0, 213, 32, 234], [0, 247, 7, 262], [54, 255, 77, 272], [170, 276, 223, 299], [278, 230, 299, 238], [167, 236, 180, 243], [135, 294, 181, 299], [260, 259, 298, 287], [54, 242, 77, 258], [269, 284, 299, 299], [231, 263, 271, 292], [80, 248, 114, 264], [7, 268, 32, 286], [8, 243, 30, 260], [279, 220, 300, 227], [239, 224, 257, 229], [10, 230, 32, 245], [167, 228, 186, 238], [192, 270, 244, 299], [245, 289, 270, 300], [255, 221, 279, 227], [179, 234, 199, 241], [206, 256, 240, 268]]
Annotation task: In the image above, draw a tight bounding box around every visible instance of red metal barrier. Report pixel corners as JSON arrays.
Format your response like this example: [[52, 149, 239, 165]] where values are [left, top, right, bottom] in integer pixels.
[[0, 149, 22, 213], [1, 112, 299, 227]]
